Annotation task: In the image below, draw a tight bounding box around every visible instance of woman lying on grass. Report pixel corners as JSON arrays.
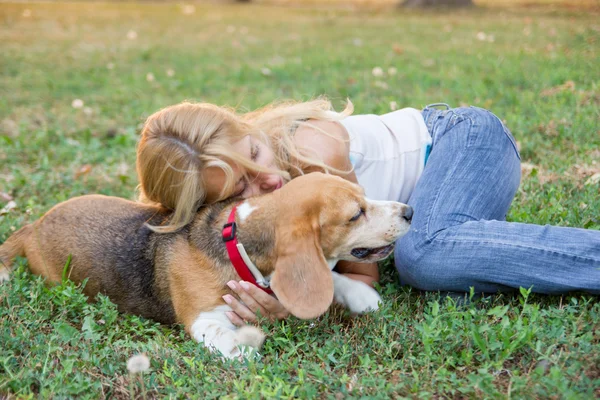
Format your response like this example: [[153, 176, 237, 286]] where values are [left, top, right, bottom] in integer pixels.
[[136, 99, 600, 325]]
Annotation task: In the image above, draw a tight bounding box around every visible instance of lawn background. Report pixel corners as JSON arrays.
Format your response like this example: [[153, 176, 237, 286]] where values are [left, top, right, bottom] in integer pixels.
[[0, 1, 599, 398]]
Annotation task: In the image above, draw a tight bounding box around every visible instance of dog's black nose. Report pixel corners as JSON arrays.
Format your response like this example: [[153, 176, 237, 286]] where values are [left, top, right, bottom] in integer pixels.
[[402, 206, 413, 222]]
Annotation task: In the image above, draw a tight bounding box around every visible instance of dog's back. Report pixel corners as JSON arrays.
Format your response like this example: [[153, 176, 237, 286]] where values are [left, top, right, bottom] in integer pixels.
[[0, 195, 178, 323]]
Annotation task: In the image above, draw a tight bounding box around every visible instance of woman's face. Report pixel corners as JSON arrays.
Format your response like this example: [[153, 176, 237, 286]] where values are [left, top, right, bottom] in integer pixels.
[[202, 135, 284, 203]]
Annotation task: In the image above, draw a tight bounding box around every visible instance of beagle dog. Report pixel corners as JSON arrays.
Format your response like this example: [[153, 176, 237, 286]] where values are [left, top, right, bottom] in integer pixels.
[[0, 172, 412, 359]]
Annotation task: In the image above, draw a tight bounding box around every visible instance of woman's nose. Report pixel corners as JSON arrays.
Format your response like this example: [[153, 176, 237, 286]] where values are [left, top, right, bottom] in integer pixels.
[[259, 174, 280, 191]]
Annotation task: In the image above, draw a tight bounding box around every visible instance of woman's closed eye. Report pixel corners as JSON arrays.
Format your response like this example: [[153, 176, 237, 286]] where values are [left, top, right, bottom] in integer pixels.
[[251, 143, 260, 161]]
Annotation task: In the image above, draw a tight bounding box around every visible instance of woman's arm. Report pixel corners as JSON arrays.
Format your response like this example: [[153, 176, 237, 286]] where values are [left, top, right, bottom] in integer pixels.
[[294, 120, 380, 287]]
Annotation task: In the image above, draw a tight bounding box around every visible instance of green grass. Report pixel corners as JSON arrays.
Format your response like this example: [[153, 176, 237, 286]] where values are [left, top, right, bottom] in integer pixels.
[[1, 2, 599, 398]]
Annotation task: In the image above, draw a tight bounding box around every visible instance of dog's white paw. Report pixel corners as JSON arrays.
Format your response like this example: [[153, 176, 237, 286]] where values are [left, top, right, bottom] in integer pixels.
[[236, 325, 266, 349], [332, 272, 382, 314], [191, 307, 265, 361], [234, 326, 265, 360], [344, 283, 382, 314], [0, 267, 10, 283]]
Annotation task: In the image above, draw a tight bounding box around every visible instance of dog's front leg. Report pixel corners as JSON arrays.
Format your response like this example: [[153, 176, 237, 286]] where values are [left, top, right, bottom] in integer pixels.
[[332, 271, 381, 314], [190, 305, 265, 360]]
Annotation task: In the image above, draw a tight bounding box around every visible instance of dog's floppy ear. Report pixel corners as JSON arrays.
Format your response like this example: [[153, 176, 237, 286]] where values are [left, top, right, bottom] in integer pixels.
[[270, 220, 334, 320]]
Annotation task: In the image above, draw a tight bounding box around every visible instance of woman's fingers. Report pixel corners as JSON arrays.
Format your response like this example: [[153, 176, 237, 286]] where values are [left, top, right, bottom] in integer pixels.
[[237, 281, 290, 320], [224, 280, 290, 321], [222, 293, 258, 323], [226, 281, 269, 317], [225, 311, 246, 327]]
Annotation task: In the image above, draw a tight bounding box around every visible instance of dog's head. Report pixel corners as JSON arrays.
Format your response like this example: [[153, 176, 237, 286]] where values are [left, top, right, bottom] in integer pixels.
[[269, 172, 412, 320]]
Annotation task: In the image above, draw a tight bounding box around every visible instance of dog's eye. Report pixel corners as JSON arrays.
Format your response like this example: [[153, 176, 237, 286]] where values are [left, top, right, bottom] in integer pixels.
[[349, 208, 364, 222]]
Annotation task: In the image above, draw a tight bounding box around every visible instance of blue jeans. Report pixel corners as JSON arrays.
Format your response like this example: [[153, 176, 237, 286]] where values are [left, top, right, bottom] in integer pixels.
[[394, 104, 600, 294]]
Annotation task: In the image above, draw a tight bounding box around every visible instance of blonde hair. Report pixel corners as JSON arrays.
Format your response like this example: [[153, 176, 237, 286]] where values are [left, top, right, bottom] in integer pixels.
[[137, 98, 353, 232]]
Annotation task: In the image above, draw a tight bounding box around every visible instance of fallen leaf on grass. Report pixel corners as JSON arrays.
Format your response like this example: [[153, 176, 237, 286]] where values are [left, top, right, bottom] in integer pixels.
[[565, 164, 600, 185], [521, 162, 561, 185], [521, 162, 538, 175], [540, 81, 575, 97], [584, 173, 600, 186], [0, 201, 17, 215], [75, 164, 93, 179]]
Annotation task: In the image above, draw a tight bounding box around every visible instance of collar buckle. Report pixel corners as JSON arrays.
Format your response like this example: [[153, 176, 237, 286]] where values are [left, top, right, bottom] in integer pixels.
[[222, 221, 237, 242]]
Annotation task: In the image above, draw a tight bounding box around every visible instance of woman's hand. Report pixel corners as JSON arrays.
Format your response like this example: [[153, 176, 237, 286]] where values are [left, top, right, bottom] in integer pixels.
[[223, 280, 290, 326]]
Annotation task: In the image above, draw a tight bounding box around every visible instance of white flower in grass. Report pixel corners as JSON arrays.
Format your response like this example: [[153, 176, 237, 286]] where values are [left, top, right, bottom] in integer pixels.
[[388, 67, 397, 76], [261, 67, 272, 76], [146, 73, 155, 82], [107, 62, 115, 70], [127, 354, 150, 374], [126, 30, 138, 40], [71, 99, 84, 109], [353, 38, 363, 47], [166, 68, 175, 77], [371, 67, 384, 77], [83, 107, 93, 116], [390, 101, 398, 111], [22, 9, 32, 17], [476, 31, 487, 41], [226, 25, 236, 34]]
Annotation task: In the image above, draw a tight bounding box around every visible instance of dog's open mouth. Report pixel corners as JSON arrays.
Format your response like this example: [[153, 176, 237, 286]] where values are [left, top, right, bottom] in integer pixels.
[[351, 243, 395, 260]]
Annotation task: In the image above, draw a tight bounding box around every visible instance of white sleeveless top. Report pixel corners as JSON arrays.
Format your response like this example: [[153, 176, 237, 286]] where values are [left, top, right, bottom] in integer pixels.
[[338, 108, 432, 203]]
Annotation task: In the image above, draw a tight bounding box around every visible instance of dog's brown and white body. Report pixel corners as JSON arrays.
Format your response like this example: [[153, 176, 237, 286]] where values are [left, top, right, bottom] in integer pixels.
[[0, 173, 412, 358]]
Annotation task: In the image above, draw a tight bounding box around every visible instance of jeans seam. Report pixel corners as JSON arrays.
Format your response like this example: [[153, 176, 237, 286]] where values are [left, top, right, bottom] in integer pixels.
[[473, 107, 521, 160], [423, 112, 475, 240], [424, 145, 469, 240], [432, 236, 600, 263]]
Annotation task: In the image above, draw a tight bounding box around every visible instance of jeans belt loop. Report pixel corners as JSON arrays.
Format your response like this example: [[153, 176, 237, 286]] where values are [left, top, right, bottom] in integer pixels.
[[425, 103, 451, 110]]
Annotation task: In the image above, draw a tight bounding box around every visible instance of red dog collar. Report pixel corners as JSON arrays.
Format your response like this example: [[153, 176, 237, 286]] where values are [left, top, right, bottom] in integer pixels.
[[222, 205, 274, 294]]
